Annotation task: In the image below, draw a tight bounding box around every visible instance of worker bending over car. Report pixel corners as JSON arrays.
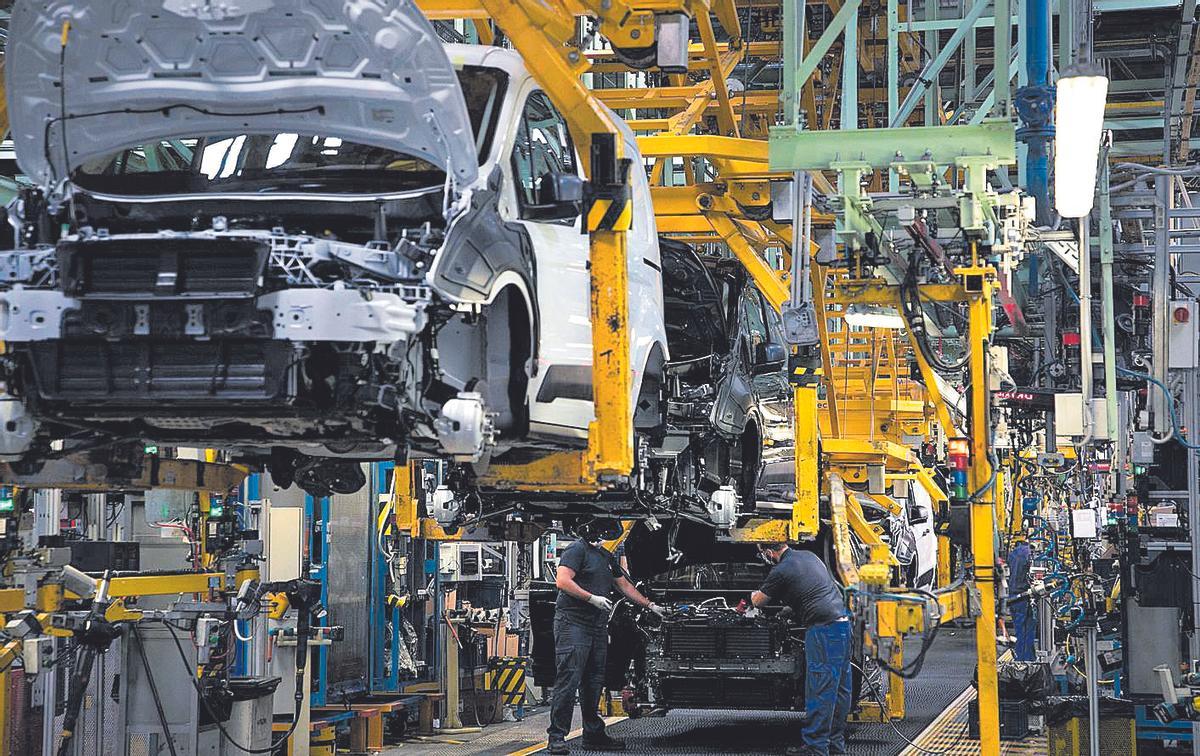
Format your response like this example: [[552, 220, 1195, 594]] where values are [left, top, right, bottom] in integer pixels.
[[752, 542, 853, 756], [548, 525, 665, 754]]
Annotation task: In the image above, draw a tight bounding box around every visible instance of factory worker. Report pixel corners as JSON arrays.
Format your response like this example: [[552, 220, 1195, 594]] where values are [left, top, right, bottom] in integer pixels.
[[1007, 534, 1036, 660], [547, 522, 665, 754], [752, 542, 852, 756]]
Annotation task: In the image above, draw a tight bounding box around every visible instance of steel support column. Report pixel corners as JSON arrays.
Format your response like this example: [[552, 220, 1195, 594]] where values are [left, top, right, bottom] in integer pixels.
[[890, 0, 992, 127], [992, 0, 1012, 117], [1152, 175, 1172, 434], [968, 284, 1001, 755]]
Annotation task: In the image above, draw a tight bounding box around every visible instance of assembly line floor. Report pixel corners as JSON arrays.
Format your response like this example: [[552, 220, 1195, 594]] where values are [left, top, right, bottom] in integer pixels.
[[382, 628, 1047, 755]]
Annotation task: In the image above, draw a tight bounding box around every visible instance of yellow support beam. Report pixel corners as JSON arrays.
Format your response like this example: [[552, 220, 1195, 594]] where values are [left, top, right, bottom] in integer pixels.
[[86, 572, 225, 599], [966, 270, 1001, 755], [476, 0, 635, 479], [822, 438, 917, 468], [727, 517, 793, 543], [392, 461, 419, 537], [827, 474, 860, 584], [639, 134, 768, 162], [792, 386, 820, 539], [476, 451, 601, 492], [703, 210, 790, 311]]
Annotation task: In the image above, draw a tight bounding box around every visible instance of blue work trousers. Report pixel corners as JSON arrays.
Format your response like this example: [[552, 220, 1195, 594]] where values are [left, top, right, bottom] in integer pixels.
[[1010, 598, 1036, 661], [803, 618, 854, 755], [547, 616, 608, 742]]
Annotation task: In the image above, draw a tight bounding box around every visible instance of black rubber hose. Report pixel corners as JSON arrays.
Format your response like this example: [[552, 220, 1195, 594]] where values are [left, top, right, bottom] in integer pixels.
[[133, 625, 181, 756]]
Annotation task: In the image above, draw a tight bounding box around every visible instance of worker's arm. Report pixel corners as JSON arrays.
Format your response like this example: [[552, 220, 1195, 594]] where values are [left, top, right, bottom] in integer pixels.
[[614, 575, 654, 609], [555, 565, 595, 602], [752, 566, 782, 608]]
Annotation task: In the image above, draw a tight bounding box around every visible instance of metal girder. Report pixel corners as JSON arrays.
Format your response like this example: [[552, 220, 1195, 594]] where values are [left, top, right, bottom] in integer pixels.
[[595, 83, 761, 111], [727, 517, 793, 543], [966, 276, 1001, 754], [97, 572, 225, 599], [694, 8, 738, 138], [769, 118, 1017, 172], [793, 386, 820, 538], [639, 135, 837, 195], [657, 215, 726, 232], [702, 206, 791, 311], [587, 41, 781, 72], [845, 494, 900, 566], [0, 457, 248, 492], [641, 133, 769, 161], [823, 438, 917, 468], [828, 280, 970, 305], [782, 0, 864, 127], [828, 474, 861, 585], [475, 450, 602, 492]]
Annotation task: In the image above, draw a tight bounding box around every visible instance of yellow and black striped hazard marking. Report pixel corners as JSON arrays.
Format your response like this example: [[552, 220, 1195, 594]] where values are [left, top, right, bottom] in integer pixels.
[[790, 365, 824, 386], [486, 658, 527, 707], [585, 193, 632, 232]]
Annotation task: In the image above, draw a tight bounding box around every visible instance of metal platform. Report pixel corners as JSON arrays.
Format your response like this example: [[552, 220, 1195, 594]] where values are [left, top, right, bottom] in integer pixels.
[[898, 683, 1048, 756], [385, 628, 1001, 755]]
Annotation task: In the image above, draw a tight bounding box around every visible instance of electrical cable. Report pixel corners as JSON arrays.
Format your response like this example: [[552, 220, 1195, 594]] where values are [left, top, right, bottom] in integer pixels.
[[232, 618, 254, 643], [1054, 267, 1200, 450], [133, 625, 181, 756], [41, 103, 325, 188], [852, 660, 960, 755], [164, 623, 301, 754]]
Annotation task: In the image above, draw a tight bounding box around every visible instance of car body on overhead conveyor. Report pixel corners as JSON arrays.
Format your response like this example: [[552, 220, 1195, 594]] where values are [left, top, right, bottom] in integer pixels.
[[658, 238, 795, 513], [0, 1, 671, 499]]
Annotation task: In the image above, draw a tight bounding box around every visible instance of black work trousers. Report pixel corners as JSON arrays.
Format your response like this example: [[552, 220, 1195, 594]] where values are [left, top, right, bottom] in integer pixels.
[[547, 615, 608, 742]]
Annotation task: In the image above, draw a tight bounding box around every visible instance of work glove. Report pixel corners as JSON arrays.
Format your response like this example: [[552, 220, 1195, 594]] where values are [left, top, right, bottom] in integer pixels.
[[648, 603, 667, 617], [587, 594, 614, 613]]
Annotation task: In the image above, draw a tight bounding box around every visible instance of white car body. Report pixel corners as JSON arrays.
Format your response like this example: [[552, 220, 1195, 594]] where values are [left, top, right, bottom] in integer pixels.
[[0, 1, 668, 488], [451, 45, 667, 440], [906, 483, 939, 588]]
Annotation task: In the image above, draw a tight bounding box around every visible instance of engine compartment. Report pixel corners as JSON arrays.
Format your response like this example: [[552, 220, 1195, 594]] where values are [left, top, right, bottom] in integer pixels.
[[621, 602, 805, 714]]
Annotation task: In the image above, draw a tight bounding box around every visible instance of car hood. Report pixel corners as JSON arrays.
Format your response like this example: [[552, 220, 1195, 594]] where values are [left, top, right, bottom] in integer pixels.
[[8, 0, 478, 191]]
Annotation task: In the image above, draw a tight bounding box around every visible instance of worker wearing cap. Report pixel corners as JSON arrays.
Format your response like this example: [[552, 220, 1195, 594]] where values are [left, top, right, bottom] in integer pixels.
[[752, 542, 852, 756], [547, 528, 665, 754], [1007, 535, 1035, 660]]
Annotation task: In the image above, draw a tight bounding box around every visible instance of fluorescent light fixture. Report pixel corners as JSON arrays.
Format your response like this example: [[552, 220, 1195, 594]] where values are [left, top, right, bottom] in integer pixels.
[[844, 304, 906, 330], [1054, 67, 1109, 218]]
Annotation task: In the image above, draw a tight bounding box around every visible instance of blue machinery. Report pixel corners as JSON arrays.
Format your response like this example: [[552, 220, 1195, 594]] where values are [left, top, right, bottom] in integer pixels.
[[241, 462, 436, 710]]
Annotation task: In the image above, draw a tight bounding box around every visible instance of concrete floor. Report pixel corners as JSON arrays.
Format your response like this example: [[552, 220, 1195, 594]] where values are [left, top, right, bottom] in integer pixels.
[[381, 628, 985, 756]]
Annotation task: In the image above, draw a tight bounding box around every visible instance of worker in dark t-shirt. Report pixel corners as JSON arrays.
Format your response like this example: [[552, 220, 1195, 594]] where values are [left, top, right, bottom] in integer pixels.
[[547, 525, 664, 754], [751, 543, 851, 756]]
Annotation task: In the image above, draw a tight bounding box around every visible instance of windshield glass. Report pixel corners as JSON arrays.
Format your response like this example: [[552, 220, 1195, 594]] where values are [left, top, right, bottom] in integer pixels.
[[72, 66, 508, 196]]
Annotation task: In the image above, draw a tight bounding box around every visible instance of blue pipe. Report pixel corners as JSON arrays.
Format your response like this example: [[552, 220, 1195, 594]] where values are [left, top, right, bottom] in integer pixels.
[[1016, 0, 1054, 225]]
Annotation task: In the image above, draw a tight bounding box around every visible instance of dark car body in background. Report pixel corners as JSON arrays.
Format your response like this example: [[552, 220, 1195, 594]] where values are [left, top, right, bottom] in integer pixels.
[[660, 239, 793, 510]]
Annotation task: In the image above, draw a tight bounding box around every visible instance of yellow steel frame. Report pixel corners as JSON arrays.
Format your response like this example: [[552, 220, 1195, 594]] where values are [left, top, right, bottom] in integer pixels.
[[422, 0, 645, 485], [390, 461, 463, 541], [965, 272, 1000, 751], [0, 571, 224, 614], [793, 386, 820, 538]]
